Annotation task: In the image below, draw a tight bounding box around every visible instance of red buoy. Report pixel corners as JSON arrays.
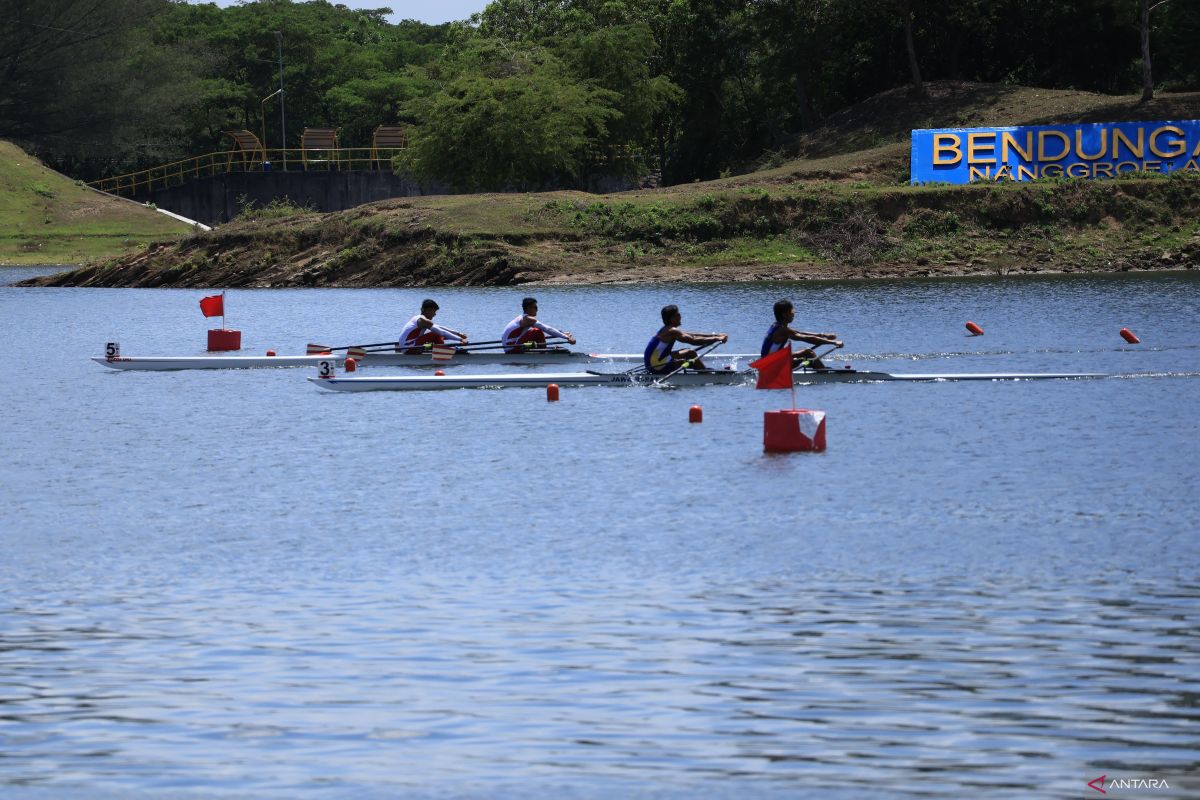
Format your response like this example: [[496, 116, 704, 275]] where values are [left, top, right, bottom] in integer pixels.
[[266, 349, 276, 356], [547, 383, 560, 402], [207, 328, 242, 351], [764, 409, 827, 452], [344, 357, 356, 373], [689, 405, 703, 423], [1120, 327, 1140, 344], [435, 370, 445, 376], [965, 321, 984, 336]]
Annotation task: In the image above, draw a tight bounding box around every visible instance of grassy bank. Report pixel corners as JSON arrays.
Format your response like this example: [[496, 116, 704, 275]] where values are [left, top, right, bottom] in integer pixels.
[[22, 83, 1200, 286], [0, 141, 192, 265]]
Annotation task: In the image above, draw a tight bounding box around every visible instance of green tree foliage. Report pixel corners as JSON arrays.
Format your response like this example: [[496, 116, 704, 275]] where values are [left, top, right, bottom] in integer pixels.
[[477, 0, 682, 177], [400, 40, 617, 191], [0, 0, 201, 174], [5, 0, 1199, 187]]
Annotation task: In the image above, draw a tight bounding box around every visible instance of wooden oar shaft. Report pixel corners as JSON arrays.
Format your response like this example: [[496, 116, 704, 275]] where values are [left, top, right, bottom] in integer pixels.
[[652, 340, 725, 384], [346, 337, 568, 356], [800, 342, 841, 368]]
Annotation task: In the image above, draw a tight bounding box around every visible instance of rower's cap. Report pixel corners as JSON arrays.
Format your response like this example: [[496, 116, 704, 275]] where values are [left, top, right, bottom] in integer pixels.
[[421, 298, 439, 311]]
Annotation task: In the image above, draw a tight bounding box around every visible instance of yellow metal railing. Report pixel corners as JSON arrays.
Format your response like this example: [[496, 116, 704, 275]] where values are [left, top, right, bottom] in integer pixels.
[[90, 147, 407, 197]]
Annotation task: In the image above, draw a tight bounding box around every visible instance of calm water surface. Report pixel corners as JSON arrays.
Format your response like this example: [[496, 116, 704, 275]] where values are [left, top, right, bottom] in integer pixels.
[[1, 270, 1198, 798]]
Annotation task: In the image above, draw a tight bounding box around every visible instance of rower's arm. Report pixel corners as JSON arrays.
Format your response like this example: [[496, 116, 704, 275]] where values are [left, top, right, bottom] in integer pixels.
[[791, 329, 841, 347], [430, 323, 467, 343], [533, 319, 574, 342], [676, 330, 729, 346]]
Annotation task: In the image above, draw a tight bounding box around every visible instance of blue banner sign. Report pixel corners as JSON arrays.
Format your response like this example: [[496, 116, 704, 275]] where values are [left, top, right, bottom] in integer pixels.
[[911, 120, 1200, 184]]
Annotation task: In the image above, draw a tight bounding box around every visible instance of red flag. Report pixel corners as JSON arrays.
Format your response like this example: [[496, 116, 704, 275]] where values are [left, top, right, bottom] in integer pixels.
[[199, 294, 224, 318], [749, 345, 793, 390]]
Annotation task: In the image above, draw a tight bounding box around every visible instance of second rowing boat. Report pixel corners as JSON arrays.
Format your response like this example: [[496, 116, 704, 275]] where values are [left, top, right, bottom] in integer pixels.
[[91, 350, 760, 371], [309, 367, 1106, 392]]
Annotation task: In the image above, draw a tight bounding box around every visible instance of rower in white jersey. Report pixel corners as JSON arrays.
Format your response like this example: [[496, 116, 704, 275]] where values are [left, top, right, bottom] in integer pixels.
[[397, 299, 469, 354], [500, 297, 576, 354]]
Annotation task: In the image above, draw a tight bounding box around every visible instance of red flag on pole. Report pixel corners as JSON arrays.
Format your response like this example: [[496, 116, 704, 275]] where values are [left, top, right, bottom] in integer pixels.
[[199, 294, 224, 318], [749, 345, 793, 390]]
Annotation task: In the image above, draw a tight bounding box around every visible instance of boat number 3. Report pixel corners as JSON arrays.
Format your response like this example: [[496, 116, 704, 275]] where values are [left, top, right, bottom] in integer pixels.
[[105, 342, 120, 360], [318, 359, 336, 378]]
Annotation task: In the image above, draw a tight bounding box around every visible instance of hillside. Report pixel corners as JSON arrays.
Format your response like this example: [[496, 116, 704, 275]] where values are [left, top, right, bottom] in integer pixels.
[[0, 141, 192, 265], [23, 83, 1200, 287]]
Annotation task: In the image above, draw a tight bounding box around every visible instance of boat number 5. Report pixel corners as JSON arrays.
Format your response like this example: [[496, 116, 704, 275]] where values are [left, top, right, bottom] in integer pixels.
[[105, 342, 120, 360], [318, 359, 336, 379]]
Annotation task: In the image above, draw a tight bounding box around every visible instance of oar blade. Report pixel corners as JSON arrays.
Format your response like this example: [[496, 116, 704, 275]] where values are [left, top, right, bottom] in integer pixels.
[[307, 343, 331, 354], [431, 345, 457, 362]]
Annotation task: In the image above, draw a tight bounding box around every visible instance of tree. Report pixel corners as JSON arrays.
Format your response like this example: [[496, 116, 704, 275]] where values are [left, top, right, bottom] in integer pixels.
[[1140, 0, 1170, 102], [400, 41, 618, 191], [900, 0, 928, 98], [0, 0, 196, 164]]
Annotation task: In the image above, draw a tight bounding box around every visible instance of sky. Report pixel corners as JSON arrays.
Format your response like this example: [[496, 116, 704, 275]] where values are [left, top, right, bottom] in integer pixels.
[[190, 1, 492, 26]]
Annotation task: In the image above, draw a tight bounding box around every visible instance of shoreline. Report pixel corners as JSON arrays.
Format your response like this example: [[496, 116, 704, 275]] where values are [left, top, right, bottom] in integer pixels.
[[19, 242, 1196, 288]]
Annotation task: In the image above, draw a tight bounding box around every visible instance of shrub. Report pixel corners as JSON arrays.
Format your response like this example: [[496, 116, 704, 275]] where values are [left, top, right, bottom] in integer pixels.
[[236, 196, 314, 220], [902, 208, 961, 238]]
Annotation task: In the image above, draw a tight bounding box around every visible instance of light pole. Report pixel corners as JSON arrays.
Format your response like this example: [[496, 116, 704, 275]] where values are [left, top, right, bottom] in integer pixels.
[[275, 31, 286, 170], [260, 89, 282, 166]]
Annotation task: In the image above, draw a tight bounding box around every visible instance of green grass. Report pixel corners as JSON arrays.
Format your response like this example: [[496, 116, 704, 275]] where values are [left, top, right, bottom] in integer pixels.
[[22, 82, 1200, 286], [0, 140, 192, 264], [688, 237, 819, 266]]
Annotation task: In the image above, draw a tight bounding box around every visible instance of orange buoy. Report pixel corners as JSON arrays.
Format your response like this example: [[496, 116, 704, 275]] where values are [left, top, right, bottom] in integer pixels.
[[763, 409, 827, 452], [689, 405, 703, 423], [1120, 327, 1140, 344], [266, 349, 276, 356], [435, 369, 445, 376], [547, 383, 560, 402], [344, 357, 356, 373], [966, 321, 984, 336]]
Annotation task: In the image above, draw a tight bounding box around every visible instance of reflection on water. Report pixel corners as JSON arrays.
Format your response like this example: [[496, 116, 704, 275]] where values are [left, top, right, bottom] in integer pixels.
[[1, 273, 1199, 798], [3, 580, 1198, 798]]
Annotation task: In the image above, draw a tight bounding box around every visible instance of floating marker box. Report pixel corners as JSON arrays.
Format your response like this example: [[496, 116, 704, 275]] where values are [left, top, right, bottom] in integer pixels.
[[207, 329, 241, 351], [764, 409, 827, 452]]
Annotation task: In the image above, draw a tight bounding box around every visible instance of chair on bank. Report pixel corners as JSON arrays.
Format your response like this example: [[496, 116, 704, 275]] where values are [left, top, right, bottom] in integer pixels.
[[301, 128, 341, 170]]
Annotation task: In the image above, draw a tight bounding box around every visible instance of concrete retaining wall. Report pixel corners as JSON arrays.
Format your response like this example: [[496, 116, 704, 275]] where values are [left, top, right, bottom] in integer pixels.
[[135, 170, 449, 226], [135, 169, 640, 226]]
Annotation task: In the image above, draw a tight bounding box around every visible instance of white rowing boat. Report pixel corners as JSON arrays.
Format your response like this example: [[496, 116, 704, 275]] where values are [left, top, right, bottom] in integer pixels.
[[308, 367, 1106, 392], [91, 350, 761, 371], [95, 354, 341, 370]]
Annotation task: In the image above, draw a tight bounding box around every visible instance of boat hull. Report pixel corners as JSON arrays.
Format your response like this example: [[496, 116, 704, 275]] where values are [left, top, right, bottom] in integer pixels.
[[309, 369, 1104, 393], [94, 355, 339, 370], [308, 368, 1106, 392], [92, 350, 757, 371], [309, 369, 754, 391]]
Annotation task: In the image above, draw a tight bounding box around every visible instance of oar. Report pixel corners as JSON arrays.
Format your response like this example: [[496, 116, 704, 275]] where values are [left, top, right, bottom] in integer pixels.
[[651, 340, 725, 386], [308, 338, 507, 354], [340, 338, 573, 360], [797, 342, 842, 371], [449, 338, 569, 354], [308, 340, 394, 354]]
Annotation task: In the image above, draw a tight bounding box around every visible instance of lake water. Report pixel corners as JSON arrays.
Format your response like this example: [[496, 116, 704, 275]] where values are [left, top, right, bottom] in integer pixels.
[[2, 269, 1198, 799]]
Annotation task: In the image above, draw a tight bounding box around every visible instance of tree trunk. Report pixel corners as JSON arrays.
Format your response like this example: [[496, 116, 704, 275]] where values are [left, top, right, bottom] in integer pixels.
[[1140, 0, 1154, 102], [902, 0, 928, 99]]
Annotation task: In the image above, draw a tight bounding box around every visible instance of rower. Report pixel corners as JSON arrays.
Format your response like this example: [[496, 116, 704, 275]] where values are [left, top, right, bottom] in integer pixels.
[[762, 299, 842, 369], [397, 299, 469, 354], [501, 297, 576, 354], [644, 304, 728, 374]]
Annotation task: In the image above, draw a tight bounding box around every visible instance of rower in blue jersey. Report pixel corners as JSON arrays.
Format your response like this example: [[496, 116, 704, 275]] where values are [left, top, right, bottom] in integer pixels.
[[761, 299, 842, 369], [644, 304, 728, 374]]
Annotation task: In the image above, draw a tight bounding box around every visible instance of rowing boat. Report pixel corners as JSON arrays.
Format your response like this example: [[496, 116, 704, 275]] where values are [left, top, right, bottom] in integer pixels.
[[308, 367, 1106, 392], [91, 350, 760, 371]]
